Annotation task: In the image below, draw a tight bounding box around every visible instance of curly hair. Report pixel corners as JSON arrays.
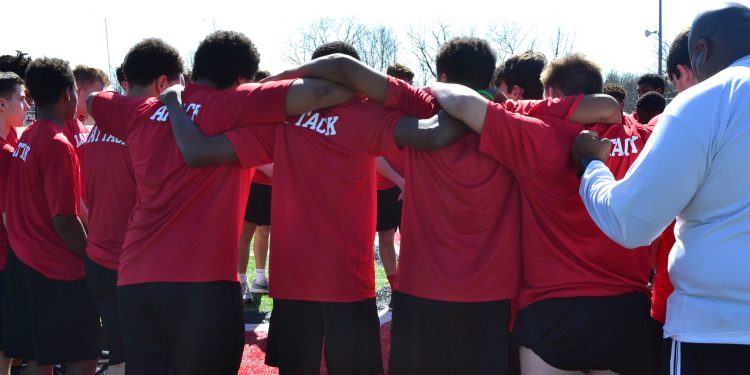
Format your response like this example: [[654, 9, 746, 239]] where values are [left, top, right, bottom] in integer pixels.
[[435, 37, 496, 90], [192, 31, 260, 89], [311, 41, 360, 60], [123, 38, 184, 87], [0, 51, 32, 78], [25, 58, 76, 107], [603, 84, 627, 103]]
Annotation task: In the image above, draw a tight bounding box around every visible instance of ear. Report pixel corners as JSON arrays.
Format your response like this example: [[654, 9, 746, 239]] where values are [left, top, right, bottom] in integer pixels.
[[511, 85, 524, 100], [0, 97, 6, 112], [155, 75, 170, 94], [677, 64, 695, 81], [438, 73, 448, 83]]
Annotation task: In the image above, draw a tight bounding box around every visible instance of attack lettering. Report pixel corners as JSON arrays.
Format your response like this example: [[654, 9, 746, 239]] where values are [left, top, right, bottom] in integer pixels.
[[610, 135, 640, 157], [149, 103, 202, 123], [86, 127, 126, 146], [293, 111, 338, 136], [12, 142, 31, 161]]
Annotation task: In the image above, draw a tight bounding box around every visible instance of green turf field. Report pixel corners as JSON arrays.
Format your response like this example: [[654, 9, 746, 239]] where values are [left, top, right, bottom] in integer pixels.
[[243, 239, 390, 320]]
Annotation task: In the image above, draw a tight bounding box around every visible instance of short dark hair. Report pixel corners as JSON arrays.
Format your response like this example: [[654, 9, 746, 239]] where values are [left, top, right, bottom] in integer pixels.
[[123, 38, 184, 87], [253, 70, 270, 82], [311, 41, 360, 60], [666, 28, 691, 81], [636, 91, 666, 123], [603, 83, 627, 103], [25, 58, 76, 107], [0, 51, 32, 78], [541, 53, 603, 95], [73, 65, 109, 87], [115, 64, 126, 84], [497, 51, 547, 99], [637, 73, 666, 92], [386, 63, 415, 83], [435, 37, 496, 90], [192, 31, 260, 89], [0, 72, 24, 100]]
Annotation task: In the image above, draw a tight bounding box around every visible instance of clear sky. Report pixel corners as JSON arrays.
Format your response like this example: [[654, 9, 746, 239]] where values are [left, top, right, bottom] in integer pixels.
[[3, 0, 746, 83]]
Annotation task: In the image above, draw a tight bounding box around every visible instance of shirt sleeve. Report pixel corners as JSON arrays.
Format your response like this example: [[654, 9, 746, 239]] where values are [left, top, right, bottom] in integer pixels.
[[478, 101, 553, 179], [43, 137, 80, 217], [90, 92, 139, 140], [579, 112, 707, 248], [356, 101, 402, 156], [384, 76, 440, 118], [233, 80, 294, 127], [0, 148, 12, 214], [223, 124, 277, 169]]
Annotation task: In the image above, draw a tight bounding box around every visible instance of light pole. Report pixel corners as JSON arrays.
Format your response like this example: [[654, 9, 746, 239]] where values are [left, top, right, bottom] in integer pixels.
[[644, 0, 664, 76], [104, 18, 112, 81]]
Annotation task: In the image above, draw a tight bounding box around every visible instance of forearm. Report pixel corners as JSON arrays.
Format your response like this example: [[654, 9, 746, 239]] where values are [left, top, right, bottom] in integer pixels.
[[163, 96, 237, 167], [376, 157, 404, 187], [570, 95, 622, 124], [580, 161, 664, 248], [271, 54, 388, 103], [284, 78, 356, 117], [395, 111, 469, 150], [53, 215, 87, 258], [429, 83, 489, 133]]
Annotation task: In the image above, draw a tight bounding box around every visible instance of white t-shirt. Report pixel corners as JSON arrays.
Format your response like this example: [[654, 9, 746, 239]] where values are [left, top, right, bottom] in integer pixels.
[[580, 54, 750, 344]]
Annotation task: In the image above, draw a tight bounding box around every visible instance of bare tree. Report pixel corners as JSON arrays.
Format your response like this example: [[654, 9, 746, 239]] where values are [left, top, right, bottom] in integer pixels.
[[406, 22, 453, 85], [549, 27, 575, 59], [286, 17, 399, 72], [486, 22, 538, 63], [605, 71, 640, 113]]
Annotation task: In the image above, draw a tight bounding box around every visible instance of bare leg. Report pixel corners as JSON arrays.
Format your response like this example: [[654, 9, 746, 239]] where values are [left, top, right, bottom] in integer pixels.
[[64, 359, 98, 375], [105, 362, 126, 375], [520, 346, 583, 375], [378, 228, 398, 277], [253, 225, 270, 271], [25, 362, 53, 375], [0, 352, 12, 375], [238, 221, 258, 276]]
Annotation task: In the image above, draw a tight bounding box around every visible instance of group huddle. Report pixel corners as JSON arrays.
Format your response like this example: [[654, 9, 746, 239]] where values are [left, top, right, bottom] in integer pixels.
[[0, 3, 748, 375]]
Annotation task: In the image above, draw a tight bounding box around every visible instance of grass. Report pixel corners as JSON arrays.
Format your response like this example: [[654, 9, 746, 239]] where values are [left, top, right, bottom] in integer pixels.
[[243, 238, 389, 317]]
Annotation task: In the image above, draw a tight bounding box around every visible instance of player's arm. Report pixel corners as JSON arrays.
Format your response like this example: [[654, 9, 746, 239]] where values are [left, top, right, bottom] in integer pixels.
[[428, 83, 489, 134], [376, 157, 404, 190], [395, 110, 469, 150], [569, 95, 621, 124], [267, 54, 389, 104], [53, 215, 87, 258], [161, 86, 238, 167], [257, 164, 273, 179], [86, 92, 98, 119], [284, 77, 358, 116]]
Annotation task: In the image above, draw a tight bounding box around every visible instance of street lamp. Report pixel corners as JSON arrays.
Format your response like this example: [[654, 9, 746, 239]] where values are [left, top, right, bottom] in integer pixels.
[[644, 0, 664, 76]]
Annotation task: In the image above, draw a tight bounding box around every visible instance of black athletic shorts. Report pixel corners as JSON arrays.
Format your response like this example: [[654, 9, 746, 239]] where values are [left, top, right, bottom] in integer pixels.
[[667, 340, 750, 375], [0, 269, 5, 351], [85, 258, 125, 365], [244, 182, 272, 226], [389, 292, 512, 375], [514, 292, 652, 375], [265, 298, 383, 375], [2, 250, 101, 365], [118, 281, 245, 375], [376, 186, 402, 232]]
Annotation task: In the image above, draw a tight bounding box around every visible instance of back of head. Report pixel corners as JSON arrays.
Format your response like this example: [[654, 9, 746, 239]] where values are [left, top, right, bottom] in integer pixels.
[[498, 51, 547, 99], [603, 84, 627, 104], [636, 91, 666, 123], [253, 70, 271, 82], [0, 72, 24, 100], [541, 53, 603, 96], [666, 28, 691, 80], [123, 38, 184, 88], [637, 73, 666, 95], [690, 3, 750, 81], [0, 51, 32, 78], [386, 63, 414, 84], [311, 41, 360, 60], [436, 37, 496, 90], [25, 58, 76, 108], [115, 65, 126, 85], [192, 31, 260, 89], [73, 65, 109, 90]]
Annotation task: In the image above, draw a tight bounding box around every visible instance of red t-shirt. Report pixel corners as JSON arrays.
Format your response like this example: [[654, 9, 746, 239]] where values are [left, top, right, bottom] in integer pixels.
[[64, 119, 89, 159], [225, 97, 402, 302], [252, 165, 272, 185], [376, 149, 406, 190], [80, 125, 135, 270], [0, 130, 18, 271], [479, 104, 652, 309], [379, 77, 523, 302], [6, 120, 83, 280], [651, 221, 675, 323], [90, 81, 292, 285]]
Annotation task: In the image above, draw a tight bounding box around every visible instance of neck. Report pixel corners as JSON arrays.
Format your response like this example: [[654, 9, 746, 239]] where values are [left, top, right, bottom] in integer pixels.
[[193, 79, 218, 88], [35, 107, 67, 129], [0, 120, 11, 140], [127, 86, 158, 98]]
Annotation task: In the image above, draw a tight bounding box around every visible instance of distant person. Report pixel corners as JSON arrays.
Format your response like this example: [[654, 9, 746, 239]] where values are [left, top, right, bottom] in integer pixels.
[[635, 91, 666, 124], [636, 72, 666, 96]]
